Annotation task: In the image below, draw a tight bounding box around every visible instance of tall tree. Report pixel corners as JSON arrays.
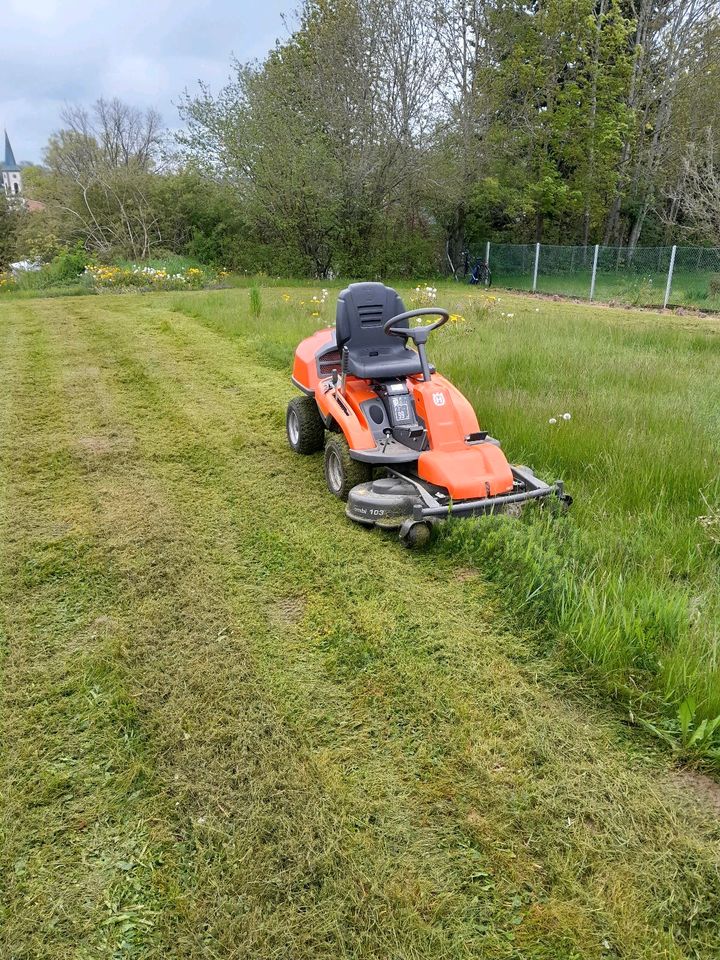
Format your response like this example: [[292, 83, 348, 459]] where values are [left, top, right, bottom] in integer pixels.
[[178, 0, 442, 275], [0, 195, 18, 268], [476, 0, 632, 244], [42, 99, 166, 258], [604, 0, 718, 247]]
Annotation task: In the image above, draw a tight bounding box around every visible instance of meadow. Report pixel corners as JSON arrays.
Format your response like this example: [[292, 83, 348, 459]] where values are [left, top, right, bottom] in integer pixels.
[[490, 268, 720, 310], [178, 283, 720, 745], [1, 284, 719, 958]]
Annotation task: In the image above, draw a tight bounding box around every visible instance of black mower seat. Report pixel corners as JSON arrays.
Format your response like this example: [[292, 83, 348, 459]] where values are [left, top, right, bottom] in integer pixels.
[[347, 346, 430, 380], [336, 282, 430, 381]]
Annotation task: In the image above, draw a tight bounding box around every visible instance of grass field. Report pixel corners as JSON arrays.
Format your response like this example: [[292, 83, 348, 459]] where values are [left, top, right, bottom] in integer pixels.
[[1, 287, 720, 958], [490, 269, 720, 310], [175, 284, 720, 735]]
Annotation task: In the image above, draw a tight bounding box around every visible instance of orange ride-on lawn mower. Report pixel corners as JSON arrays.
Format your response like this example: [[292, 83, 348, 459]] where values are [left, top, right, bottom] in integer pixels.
[[287, 282, 571, 547]]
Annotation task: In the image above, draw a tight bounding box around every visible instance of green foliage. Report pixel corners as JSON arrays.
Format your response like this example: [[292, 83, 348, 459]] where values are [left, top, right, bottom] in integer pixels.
[[0, 195, 18, 269], [639, 698, 720, 761], [474, 0, 633, 243], [6, 245, 93, 294], [0, 255, 223, 297], [46, 243, 89, 282]]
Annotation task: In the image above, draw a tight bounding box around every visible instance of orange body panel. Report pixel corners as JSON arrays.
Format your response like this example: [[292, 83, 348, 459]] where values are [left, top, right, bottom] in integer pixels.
[[411, 376, 515, 499], [292, 328, 378, 449], [417, 445, 514, 499], [292, 330, 515, 501], [292, 327, 335, 393], [315, 377, 377, 450]]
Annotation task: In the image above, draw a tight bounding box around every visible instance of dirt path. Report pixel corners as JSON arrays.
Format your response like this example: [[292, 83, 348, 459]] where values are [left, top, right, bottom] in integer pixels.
[[1, 294, 718, 960]]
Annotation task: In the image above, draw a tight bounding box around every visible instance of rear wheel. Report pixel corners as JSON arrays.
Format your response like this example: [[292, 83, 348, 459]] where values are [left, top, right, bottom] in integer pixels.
[[287, 396, 325, 454], [324, 435, 372, 500]]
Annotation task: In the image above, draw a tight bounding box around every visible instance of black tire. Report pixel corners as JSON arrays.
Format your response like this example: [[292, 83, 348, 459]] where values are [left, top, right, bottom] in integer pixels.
[[324, 435, 372, 500], [287, 396, 325, 454], [399, 520, 432, 549]]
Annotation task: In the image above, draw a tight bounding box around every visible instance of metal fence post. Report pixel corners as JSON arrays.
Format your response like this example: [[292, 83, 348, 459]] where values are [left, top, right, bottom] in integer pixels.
[[589, 244, 600, 300], [663, 245, 677, 309], [485, 240, 490, 286], [532, 242, 540, 292]]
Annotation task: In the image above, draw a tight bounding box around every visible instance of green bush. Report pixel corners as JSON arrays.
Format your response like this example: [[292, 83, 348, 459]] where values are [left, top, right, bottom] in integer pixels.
[[45, 244, 91, 283]]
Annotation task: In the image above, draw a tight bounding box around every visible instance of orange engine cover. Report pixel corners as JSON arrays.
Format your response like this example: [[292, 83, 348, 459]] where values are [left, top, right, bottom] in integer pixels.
[[411, 375, 514, 499], [417, 445, 515, 499]]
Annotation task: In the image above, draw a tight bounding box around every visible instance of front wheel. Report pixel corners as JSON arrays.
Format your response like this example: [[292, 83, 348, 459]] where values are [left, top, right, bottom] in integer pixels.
[[399, 520, 432, 549], [324, 435, 372, 500], [287, 396, 325, 454]]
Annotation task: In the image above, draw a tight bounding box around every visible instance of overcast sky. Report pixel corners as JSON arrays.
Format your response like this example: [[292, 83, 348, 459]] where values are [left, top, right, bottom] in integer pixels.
[[1, 0, 293, 164]]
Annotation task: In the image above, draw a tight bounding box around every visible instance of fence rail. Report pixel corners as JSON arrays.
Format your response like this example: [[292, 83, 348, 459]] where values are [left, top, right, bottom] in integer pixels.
[[467, 242, 720, 311]]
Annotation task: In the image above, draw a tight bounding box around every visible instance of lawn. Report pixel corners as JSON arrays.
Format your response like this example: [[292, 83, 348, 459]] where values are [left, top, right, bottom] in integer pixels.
[[1, 286, 719, 958]]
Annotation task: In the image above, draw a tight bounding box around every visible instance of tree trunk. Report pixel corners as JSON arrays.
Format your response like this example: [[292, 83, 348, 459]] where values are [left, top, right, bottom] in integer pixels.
[[446, 203, 466, 276], [628, 201, 649, 251]]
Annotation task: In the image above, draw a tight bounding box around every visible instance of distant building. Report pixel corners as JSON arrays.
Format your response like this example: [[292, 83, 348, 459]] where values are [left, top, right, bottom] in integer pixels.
[[1, 131, 23, 198]]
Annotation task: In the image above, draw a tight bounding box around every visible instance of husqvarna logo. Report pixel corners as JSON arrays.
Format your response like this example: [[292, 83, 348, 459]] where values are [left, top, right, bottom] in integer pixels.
[[432, 392, 446, 407]]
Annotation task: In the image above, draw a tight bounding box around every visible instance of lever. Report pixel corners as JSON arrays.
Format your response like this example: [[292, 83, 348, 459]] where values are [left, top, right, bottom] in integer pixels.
[[381, 428, 392, 453], [340, 345, 349, 394]]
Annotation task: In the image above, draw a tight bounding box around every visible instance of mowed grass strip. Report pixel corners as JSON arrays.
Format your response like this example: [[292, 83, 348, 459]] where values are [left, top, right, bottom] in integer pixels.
[[0, 303, 172, 956], [1, 293, 718, 958]]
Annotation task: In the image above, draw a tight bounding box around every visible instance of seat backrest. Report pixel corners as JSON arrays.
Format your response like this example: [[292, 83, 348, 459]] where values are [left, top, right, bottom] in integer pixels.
[[336, 282, 406, 352]]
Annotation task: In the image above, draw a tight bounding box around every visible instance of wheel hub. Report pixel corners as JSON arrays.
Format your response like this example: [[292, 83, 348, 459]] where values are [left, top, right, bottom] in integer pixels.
[[327, 449, 343, 494], [287, 409, 300, 445]]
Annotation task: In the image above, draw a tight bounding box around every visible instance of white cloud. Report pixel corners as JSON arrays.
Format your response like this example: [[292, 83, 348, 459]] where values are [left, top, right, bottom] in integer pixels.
[[0, 0, 291, 162]]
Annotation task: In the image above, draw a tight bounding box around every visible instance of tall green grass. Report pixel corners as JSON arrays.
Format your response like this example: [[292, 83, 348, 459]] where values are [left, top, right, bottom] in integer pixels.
[[171, 284, 720, 751], [433, 298, 720, 727]]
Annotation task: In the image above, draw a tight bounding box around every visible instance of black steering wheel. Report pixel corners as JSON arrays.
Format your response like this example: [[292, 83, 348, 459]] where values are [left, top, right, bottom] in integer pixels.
[[383, 308, 450, 344]]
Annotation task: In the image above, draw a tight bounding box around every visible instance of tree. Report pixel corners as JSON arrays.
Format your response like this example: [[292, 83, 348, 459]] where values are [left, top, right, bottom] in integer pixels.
[[428, 0, 495, 269], [663, 134, 720, 243], [41, 98, 166, 258], [603, 0, 719, 247], [178, 0, 442, 276], [0, 195, 18, 268], [473, 0, 633, 244]]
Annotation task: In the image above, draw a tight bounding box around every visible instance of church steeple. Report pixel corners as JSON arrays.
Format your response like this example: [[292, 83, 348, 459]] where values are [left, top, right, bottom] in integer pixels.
[[3, 131, 19, 172], [1, 130, 23, 198]]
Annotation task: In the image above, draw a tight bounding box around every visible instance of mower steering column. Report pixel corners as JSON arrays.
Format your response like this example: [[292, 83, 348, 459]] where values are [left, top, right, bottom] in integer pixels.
[[383, 308, 450, 382]]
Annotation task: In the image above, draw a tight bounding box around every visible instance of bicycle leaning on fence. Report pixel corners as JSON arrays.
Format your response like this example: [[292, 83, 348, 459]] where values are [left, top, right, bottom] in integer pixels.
[[457, 249, 492, 286]]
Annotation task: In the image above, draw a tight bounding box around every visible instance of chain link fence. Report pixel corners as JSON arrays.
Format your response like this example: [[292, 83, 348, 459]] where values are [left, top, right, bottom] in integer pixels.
[[466, 242, 720, 310]]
